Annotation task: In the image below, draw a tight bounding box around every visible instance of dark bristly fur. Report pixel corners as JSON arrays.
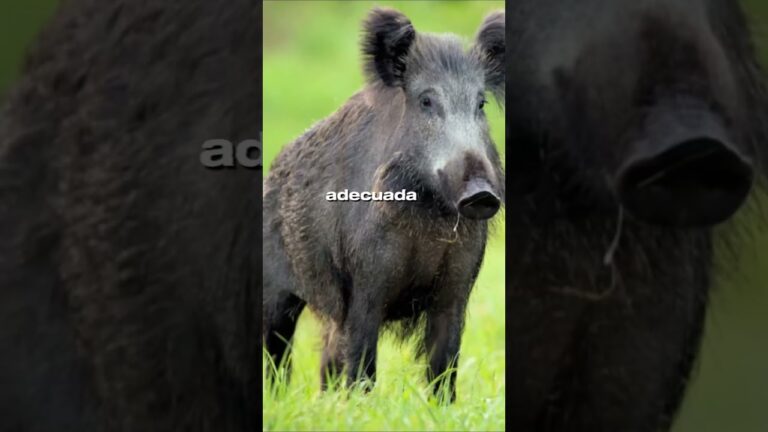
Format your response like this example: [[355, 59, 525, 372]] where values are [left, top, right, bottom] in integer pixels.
[[263, 8, 505, 403], [506, 1, 767, 431], [0, 1, 262, 431]]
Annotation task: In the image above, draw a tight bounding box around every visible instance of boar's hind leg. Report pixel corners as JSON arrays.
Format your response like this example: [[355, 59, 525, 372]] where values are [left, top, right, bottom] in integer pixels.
[[263, 292, 305, 384]]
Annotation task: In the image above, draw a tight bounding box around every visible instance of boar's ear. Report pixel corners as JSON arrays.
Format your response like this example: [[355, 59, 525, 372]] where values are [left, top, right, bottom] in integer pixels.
[[362, 7, 416, 87], [474, 11, 505, 103]]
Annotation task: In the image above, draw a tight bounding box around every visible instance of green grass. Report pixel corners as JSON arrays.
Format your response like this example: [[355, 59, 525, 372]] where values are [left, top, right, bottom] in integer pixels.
[[263, 2, 505, 431], [262, 232, 505, 432], [0, 1, 58, 98]]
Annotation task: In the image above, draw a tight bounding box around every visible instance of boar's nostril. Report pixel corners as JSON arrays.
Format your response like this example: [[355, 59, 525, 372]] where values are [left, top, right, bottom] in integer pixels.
[[458, 178, 501, 220]]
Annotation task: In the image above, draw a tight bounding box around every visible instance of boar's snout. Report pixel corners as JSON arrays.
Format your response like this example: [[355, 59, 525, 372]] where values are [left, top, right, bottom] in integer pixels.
[[615, 104, 753, 227], [436, 151, 501, 220], [458, 178, 501, 220]]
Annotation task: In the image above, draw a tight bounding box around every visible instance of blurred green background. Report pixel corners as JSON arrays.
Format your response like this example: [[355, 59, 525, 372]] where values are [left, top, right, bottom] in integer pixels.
[[0, 1, 766, 431]]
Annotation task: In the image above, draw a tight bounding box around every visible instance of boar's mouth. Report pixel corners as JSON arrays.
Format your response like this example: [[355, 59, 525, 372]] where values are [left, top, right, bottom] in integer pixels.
[[616, 137, 753, 227]]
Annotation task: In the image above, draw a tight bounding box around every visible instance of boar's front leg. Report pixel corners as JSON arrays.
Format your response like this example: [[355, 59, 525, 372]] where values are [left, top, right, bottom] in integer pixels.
[[342, 299, 381, 391], [424, 301, 466, 403], [424, 256, 484, 403], [342, 272, 386, 392], [423, 245, 481, 403], [340, 232, 410, 392]]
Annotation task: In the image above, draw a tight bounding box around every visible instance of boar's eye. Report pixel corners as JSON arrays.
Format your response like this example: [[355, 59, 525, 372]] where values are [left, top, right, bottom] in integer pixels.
[[478, 98, 487, 111], [420, 96, 433, 109]]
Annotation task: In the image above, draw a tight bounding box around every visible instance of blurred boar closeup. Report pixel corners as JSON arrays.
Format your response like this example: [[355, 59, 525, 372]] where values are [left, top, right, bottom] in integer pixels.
[[505, 0, 767, 431], [0, 0, 262, 430]]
